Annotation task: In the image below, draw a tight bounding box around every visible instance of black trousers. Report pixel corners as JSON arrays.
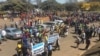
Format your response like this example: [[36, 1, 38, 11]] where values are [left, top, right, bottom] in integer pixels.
[[85, 39, 90, 50], [17, 51, 21, 56], [93, 32, 96, 37], [99, 34, 100, 40], [48, 50, 52, 56]]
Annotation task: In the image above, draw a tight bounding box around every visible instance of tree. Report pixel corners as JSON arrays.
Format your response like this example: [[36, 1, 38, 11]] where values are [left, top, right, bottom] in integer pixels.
[[90, 2, 100, 11], [40, 0, 64, 11], [64, 3, 79, 11], [0, 0, 33, 12], [88, 0, 100, 2]]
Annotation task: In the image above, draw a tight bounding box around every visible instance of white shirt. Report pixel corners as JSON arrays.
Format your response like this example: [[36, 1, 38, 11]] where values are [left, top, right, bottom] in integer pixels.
[[36, 32, 39, 37], [1, 30, 6, 36], [82, 33, 86, 39]]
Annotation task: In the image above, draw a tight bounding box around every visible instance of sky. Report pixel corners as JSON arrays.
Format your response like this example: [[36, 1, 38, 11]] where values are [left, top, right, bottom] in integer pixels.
[[56, 0, 67, 4], [0, 0, 6, 2]]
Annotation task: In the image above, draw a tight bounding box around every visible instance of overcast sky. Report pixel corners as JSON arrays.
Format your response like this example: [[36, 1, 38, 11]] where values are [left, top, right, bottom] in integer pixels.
[[0, 0, 6, 2]]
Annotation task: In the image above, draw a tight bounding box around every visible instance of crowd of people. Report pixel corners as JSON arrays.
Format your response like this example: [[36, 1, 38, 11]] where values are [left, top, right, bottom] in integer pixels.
[[63, 12, 100, 50], [15, 17, 69, 56], [0, 11, 100, 56], [15, 11, 100, 56]]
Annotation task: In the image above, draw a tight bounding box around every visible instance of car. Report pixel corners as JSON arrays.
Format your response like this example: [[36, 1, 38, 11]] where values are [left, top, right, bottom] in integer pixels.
[[43, 21, 56, 30], [36, 24, 49, 31], [5, 28, 22, 39], [52, 16, 63, 21], [36, 21, 64, 31], [43, 21, 56, 25], [36, 21, 55, 31]]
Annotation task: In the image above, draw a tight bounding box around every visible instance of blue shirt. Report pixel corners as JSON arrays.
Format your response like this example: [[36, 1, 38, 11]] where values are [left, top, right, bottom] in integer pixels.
[[22, 36, 28, 47], [48, 45, 52, 51]]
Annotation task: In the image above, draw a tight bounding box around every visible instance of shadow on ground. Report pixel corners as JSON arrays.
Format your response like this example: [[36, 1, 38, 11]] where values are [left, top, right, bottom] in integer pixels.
[[70, 46, 77, 48]]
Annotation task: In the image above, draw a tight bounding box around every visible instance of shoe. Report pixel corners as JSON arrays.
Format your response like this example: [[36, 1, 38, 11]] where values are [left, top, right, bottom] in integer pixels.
[[58, 48, 60, 50]]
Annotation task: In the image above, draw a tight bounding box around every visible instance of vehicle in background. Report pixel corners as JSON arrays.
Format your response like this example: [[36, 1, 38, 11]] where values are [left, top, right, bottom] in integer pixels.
[[43, 21, 56, 31], [35, 20, 64, 32], [5, 28, 22, 39], [52, 16, 64, 22], [36, 24, 50, 31]]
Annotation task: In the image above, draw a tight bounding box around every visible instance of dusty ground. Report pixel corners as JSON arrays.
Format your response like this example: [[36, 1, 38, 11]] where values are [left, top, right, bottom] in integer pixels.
[[0, 17, 99, 56]]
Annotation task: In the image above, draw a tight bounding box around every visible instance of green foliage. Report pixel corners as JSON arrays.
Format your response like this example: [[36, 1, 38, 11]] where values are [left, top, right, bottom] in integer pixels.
[[64, 3, 79, 11], [0, 0, 33, 11], [0, 0, 100, 12], [40, 0, 64, 11]]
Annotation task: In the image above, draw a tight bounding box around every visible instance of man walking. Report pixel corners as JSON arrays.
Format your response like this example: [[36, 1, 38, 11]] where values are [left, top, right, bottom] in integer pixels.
[[1, 29, 7, 41], [84, 26, 91, 50], [85, 39, 90, 50], [98, 26, 100, 41], [80, 30, 86, 44]]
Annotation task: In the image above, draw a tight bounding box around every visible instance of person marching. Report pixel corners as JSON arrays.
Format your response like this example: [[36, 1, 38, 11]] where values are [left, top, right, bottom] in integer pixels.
[[53, 33, 60, 50], [1, 29, 7, 41], [84, 26, 91, 50], [59, 23, 64, 36], [55, 38, 60, 50], [64, 25, 69, 37], [43, 30, 48, 45], [80, 30, 86, 44], [97, 26, 100, 41], [75, 35, 81, 48], [55, 24, 59, 33], [38, 31, 42, 42], [48, 43, 53, 56], [85, 39, 90, 50]]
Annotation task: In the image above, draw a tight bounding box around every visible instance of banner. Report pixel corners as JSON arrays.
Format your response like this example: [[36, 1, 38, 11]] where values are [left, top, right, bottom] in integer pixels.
[[32, 42, 45, 55], [48, 33, 59, 44]]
